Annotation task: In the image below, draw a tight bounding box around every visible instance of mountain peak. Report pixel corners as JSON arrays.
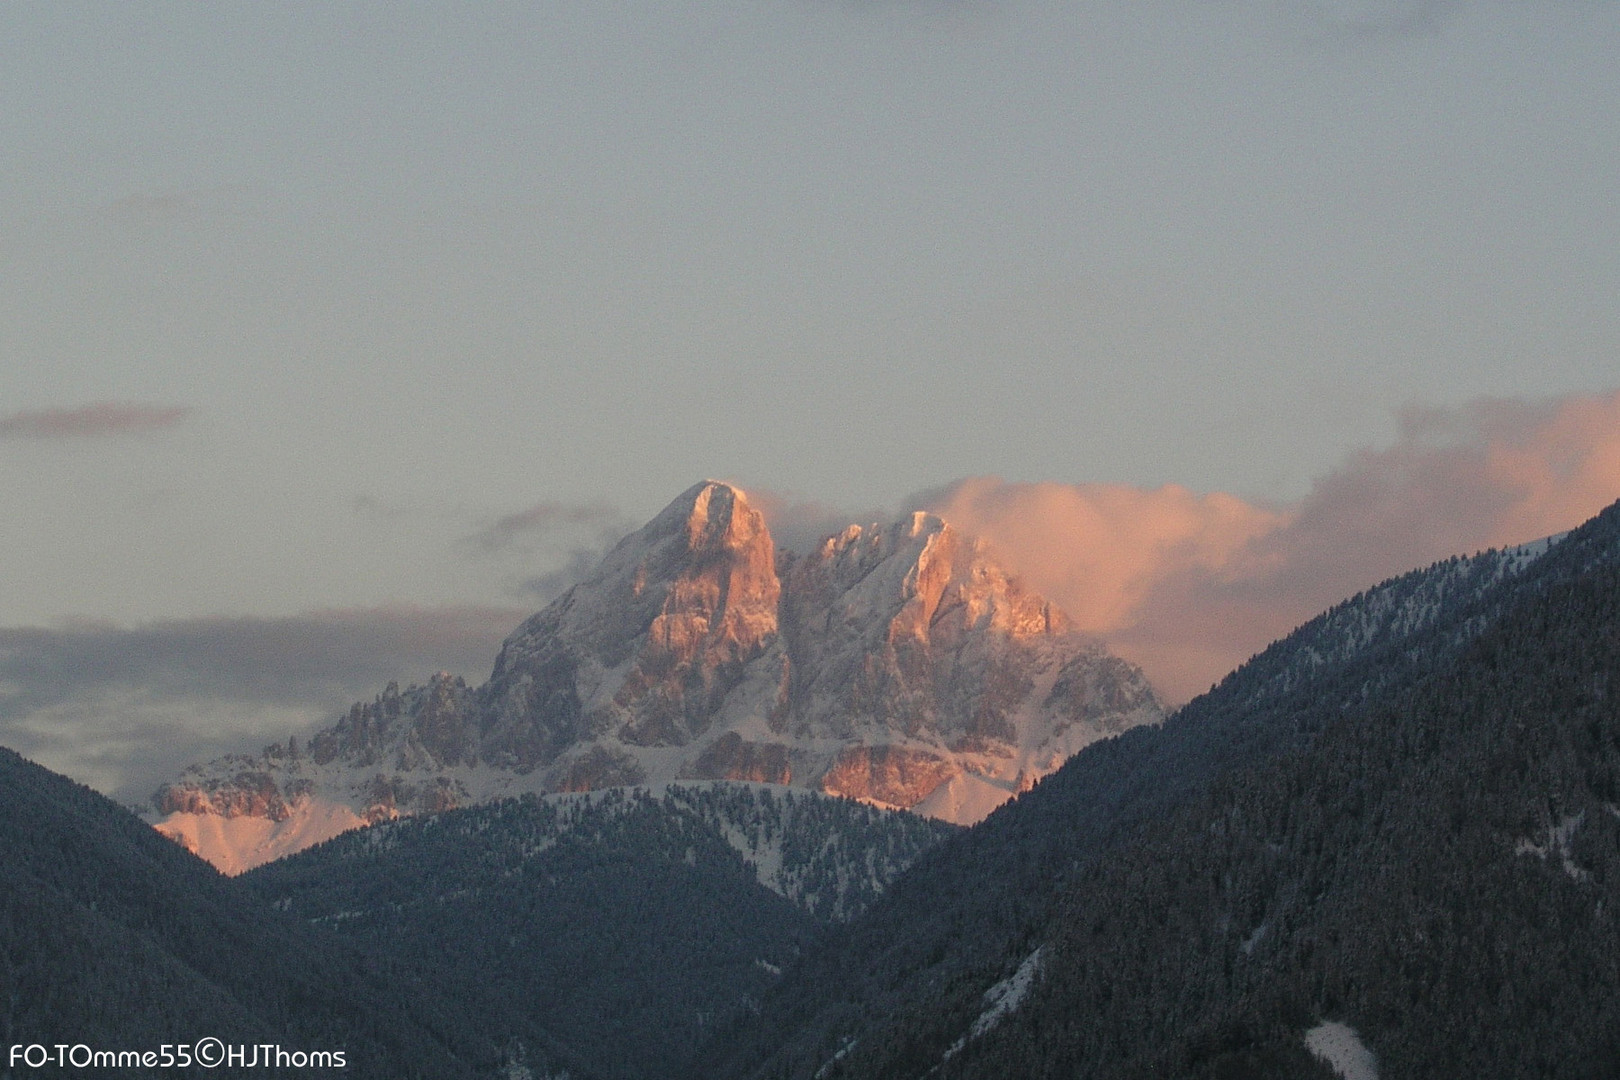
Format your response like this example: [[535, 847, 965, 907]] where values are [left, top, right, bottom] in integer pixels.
[[615, 481, 775, 580], [152, 482, 1164, 869], [905, 508, 944, 538], [650, 479, 756, 538]]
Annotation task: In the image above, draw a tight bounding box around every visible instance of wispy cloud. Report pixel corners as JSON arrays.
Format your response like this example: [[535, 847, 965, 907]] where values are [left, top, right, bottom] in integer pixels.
[[920, 390, 1620, 703], [0, 605, 526, 803], [459, 499, 633, 604], [97, 184, 265, 227], [351, 493, 416, 520], [463, 500, 628, 555], [1304, 0, 1453, 37], [0, 402, 191, 439], [510, 548, 613, 603], [743, 487, 892, 554], [101, 191, 202, 225]]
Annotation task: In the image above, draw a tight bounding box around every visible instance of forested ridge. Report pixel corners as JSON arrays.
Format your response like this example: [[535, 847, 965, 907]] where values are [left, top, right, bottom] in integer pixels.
[[0, 746, 578, 1079], [927, 516, 1620, 1078], [702, 502, 1620, 1080], [244, 784, 954, 1080]]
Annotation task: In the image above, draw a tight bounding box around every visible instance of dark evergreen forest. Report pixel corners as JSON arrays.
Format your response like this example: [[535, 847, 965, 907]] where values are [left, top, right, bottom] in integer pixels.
[[0, 747, 578, 1079], [701, 502, 1620, 1080], [244, 785, 953, 1079]]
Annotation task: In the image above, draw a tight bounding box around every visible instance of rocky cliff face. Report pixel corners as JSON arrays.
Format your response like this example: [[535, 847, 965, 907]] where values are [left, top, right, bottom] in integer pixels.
[[153, 481, 1165, 870], [482, 480, 783, 768]]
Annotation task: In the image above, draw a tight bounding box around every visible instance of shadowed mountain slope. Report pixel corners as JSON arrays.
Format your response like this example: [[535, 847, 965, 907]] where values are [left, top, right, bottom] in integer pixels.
[[925, 508, 1620, 1078], [243, 784, 957, 1080], [698, 506, 1618, 1079], [0, 746, 579, 1079]]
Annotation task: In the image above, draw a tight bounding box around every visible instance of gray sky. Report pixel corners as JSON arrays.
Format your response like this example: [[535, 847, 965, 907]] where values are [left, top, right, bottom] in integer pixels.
[[4, 2, 1619, 798]]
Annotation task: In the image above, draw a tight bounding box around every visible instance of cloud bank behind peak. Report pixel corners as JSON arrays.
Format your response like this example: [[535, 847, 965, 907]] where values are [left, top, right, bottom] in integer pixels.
[[919, 390, 1620, 702]]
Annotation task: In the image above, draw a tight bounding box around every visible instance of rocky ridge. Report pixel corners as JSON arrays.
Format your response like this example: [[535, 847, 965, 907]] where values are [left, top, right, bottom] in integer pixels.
[[153, 481, 1165, 870]]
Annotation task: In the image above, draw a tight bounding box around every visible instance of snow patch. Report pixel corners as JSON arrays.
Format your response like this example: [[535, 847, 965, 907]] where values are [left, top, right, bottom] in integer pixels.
[[943, 946, 1046, 1059], [1305, 1021, 1378, 1080], [814, 1038, 857, 1080], [1271, 533, 1563, 697], [1514, 812, 1589, 882]]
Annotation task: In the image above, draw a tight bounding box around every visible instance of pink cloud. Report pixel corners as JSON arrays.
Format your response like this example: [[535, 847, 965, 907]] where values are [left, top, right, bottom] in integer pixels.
[[920, 390, 1620, 704], [924, 478, 1288, 634], [741, 486, 894, 554], [0, 402, 191, 439]]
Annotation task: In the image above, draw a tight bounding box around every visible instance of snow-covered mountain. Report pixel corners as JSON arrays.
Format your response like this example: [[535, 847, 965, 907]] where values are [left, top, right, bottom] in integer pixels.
[[152, 481, 1164, 871]]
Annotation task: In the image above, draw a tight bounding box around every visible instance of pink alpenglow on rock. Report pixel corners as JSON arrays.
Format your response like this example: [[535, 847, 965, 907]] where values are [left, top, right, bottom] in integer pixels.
[[153, 481, 1164, 871]]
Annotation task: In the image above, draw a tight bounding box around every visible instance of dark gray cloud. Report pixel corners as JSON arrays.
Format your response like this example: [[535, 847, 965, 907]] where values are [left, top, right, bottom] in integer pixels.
[[0, 607, 525, 709], [0, 403, 191, 439], [0, 605, 527, 804]]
